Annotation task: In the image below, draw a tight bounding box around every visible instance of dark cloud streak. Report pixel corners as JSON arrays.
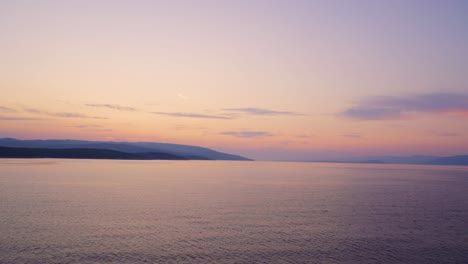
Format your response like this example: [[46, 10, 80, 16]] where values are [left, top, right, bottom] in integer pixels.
[[0, 116, 44, 121], [74, 124, 103, 128], [85, 104, 137, 111], [152, 112, 233, 120], [0, 106, 17, 113], [342, 133, 362, 138], [23, 108, 107, 119], [432, 132, 460, 137], [221, 131, 273, 138], [342, 107, 402, 120], [222, 107, 303, 116]]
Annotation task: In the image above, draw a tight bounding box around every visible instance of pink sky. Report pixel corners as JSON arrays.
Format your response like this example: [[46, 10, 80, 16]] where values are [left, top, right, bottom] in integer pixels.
[[1, 0, 468, 160]]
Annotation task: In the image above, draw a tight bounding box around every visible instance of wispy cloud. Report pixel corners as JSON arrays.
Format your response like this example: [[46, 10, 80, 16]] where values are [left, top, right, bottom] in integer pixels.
[[152, 112, 234, 120], [73, 124, 112, 132], [342, 108, 403, 120], [0, 106, 17, 113], [54, 112, 104, 119], [23, 108, 42, 114], [151, 107, 302, 120], [341, 93, 468, 120], [172, 124, 207, 130], [0, 116, 44, 121], [56, 100, 74, 105], [85, 103, 137, 111], [222, 107, 303, 116], [24, 108, 107, 119], [342, 133, 362, 138], [221, 131, 273, 138], [295, 133, 314, 138], [177, 93, 189, 100], [430, 131, 460, 137], [74, 124, 103, 128]]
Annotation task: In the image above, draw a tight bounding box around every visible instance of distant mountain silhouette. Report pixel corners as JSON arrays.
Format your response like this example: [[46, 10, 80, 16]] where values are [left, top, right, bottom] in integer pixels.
[[426, 155, 468, 166], [323, 155, 436, 164], [0, 146, 186, 160], [305, 155, 468, 166], [0, 138, 251, 160], [304, 160, 386, 164]]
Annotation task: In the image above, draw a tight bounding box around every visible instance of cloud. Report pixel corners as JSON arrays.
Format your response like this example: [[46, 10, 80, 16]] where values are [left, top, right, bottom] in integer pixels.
[[295, 133, 314, 138], [151, 108, 303, 120], [342, 107, 403, 120], [342, 133, 362, 138], [172, 124, 207, 130], [89, 128, 113, 132], [56, 100, 73, 105], [0, 106, 17, 113], [177, 93, 189, 100], [85, 103, 137, 111], [431, 132, 460, 137], [74, 124, 103, 128], [341, 93, 468, 120], [152, 112, 233, 120], [54, 112, 102, 119], [221, 131, 273, 138], [222, 107, 303, 116], [0, 116, 44, 121], [23, 108, 42, 114], [24, 108, 107, 119], [73, 124, 111, 132]]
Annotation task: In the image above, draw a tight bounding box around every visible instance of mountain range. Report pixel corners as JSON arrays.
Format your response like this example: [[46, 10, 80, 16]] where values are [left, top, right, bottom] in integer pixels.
[[1, 138, 467, 165], [0, 138, 251, 161], [307, 155, 468, 166]]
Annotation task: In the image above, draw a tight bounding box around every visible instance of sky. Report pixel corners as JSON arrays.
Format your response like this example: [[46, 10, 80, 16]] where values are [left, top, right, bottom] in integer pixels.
[[1, 0, 468, 160]]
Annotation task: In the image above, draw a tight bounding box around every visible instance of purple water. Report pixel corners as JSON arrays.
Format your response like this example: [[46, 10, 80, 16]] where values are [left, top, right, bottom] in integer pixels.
[[1, 159, 467, 263]]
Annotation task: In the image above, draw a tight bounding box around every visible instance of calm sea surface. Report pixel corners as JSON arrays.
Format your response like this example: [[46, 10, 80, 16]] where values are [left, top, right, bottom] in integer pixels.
[[0, 159, 467, 264]]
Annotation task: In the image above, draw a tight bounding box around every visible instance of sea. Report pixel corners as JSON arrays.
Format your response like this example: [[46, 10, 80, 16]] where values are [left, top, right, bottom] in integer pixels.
[[0, 159, 467, 263]]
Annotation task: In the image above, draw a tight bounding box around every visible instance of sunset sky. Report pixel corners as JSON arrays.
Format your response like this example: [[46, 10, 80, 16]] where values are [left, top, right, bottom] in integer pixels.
[[1, 0, 468, 160]]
